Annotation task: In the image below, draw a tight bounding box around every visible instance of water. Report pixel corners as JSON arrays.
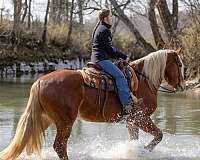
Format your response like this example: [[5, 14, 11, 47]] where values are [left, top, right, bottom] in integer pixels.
[[0, 76, 200, 160]]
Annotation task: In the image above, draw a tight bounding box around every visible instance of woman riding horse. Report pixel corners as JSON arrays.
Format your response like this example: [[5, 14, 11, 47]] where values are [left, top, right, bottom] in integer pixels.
[[91, 8, 141, 117], [0, 49, 185, 160], [0, 6, 185, 159]]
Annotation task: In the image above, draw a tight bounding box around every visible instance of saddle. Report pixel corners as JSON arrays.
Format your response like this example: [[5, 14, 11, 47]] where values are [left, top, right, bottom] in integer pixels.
[[79, 60, 138, 93]]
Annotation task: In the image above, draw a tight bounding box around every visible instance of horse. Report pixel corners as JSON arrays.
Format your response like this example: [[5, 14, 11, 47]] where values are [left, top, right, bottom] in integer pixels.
[[0, 49, 185, 160]]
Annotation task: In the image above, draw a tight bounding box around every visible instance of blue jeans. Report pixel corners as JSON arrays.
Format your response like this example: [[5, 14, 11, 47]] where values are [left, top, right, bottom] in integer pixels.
[[97, 60, 132, 107]]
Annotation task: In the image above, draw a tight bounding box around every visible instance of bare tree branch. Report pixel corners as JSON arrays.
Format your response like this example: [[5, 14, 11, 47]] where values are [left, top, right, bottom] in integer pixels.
[[148, 0, 165, 49], [109, 0, 155, 52]]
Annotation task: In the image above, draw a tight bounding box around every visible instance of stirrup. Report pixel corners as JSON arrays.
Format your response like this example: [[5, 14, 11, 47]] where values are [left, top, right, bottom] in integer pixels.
[[124, 104, 133, 114], [116, 110, 129, 122]]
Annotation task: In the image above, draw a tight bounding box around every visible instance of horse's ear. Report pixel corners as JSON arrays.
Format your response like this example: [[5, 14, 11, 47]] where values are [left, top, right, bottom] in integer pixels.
[[176, 47, 183, 55]]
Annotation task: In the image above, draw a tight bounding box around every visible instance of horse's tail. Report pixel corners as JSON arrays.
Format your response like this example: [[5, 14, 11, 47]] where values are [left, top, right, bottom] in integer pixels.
[[0, 80, 50, 160]]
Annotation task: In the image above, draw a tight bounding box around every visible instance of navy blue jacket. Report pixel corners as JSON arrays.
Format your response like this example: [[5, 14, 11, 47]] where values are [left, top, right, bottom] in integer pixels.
[[91, 21, 127, 63]]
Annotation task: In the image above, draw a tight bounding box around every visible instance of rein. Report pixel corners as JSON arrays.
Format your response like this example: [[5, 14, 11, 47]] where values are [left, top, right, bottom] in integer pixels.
[[130, 65, 176, 94]]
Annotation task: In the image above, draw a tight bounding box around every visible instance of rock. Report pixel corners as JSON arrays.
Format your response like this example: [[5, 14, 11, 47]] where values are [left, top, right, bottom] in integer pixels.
[[194, 83, 200, 89]]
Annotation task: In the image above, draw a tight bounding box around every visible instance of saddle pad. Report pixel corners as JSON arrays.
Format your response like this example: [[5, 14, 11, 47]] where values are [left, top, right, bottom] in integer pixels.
[[78, 68, 116, 91]]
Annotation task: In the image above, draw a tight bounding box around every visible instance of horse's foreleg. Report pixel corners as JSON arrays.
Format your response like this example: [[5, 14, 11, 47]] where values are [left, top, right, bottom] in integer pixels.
[[144, 128, 163, 152], [53, 123, 73, 160], [126, 122, 139, 140], [128, 110, 163, 152]]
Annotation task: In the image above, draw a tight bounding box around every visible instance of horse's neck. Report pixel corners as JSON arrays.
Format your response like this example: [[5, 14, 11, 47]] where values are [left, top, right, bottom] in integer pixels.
[[131, 60, 161, 94]]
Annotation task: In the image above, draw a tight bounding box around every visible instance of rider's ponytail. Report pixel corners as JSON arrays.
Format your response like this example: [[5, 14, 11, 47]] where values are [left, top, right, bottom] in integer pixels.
[[92, 20, 100, 44]]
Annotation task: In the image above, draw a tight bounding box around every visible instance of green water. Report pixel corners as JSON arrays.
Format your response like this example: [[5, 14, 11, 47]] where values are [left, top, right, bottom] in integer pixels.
[[0, 76, 200, 160]]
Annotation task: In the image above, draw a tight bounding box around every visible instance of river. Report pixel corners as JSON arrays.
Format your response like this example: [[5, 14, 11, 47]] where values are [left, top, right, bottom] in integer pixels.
[[0, 75, 200, 160]]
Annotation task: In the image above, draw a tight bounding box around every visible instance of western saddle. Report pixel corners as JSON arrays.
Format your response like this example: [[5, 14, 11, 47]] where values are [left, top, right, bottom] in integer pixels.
[[78, 60, 139, 116], [79, 60, 138, 93]]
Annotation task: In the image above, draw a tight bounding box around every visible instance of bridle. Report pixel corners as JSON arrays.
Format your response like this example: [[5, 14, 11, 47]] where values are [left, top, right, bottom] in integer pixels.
[[159, 52, 184, 93], [130, 52, 184, 94]]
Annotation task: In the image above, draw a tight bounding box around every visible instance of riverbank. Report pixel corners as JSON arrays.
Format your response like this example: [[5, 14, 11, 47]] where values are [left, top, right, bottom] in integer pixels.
[[185, 78, 200, 96], [0, 39, 89, 76]]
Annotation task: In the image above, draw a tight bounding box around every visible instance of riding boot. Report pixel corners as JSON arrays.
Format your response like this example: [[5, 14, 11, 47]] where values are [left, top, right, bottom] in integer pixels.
[[123, 98, 143, 114], [117, 97, 143, 121]]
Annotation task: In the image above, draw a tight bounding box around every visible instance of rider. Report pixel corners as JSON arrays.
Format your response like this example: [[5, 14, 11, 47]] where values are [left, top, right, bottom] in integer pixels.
[[91, 8, 139, 117]]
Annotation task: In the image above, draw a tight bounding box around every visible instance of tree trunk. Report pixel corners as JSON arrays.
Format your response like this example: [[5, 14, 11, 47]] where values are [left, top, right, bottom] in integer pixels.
[[28, 0, 32, 29], [49, 0, 56, 24], [57, 0, 62, 24], [172, 0, 178, 30], [13, 0, 22, 45], [112, 2, 129, 36], [77, 0, 83, 25], [13, 0, 22, 31], [157, 0, 174, 41], [65, 0, 69, 22], [157, 0, 179, 47], [0, 9, 3, 23], [42, 0, 50, 43], [148, 0, 165, 49], [21, 0, 28, 23], [109, 0, 155, 52], [66, 0, 75, 45]]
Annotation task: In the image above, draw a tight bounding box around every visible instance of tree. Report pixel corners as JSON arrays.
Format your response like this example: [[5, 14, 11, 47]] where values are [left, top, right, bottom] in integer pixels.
[[12, 0, 23, 45], [49, 0, 68, 24], [109, 0, 182, 51], [77, 0, 84, 25], [156, 0, 179, 47], [21, 0, 28, 24], [179, 0, 200, 78], [13, 0, 22, 33], [28, 0, 32, 29], [66, 0, 75, 45], [109, 0, 155, 52], [148, 0, 165, 49], [42, 0, 50, 43], [49, 0, 56, 24]]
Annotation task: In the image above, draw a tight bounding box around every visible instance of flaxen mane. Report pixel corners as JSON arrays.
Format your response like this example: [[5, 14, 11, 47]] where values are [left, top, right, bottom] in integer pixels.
[[131, 49, 173, 89]]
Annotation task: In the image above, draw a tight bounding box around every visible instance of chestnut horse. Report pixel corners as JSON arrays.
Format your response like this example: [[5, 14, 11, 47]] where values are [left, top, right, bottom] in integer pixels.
[[0, 49, 185, 160]]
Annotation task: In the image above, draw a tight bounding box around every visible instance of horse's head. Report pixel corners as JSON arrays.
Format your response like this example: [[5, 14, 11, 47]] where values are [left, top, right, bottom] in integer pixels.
[[164, 49, 185, 91]]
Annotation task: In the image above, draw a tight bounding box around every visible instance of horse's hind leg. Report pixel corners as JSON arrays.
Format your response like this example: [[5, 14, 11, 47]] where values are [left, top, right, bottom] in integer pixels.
[[53, 122, 74, 160], [128, 110, 163, 152], [126, 122, 139, 140]]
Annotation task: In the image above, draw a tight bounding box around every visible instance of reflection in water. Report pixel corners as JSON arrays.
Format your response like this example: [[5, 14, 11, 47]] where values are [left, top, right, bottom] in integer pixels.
[[154, 93, 200, 135], [0, 77, 200, 159]]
